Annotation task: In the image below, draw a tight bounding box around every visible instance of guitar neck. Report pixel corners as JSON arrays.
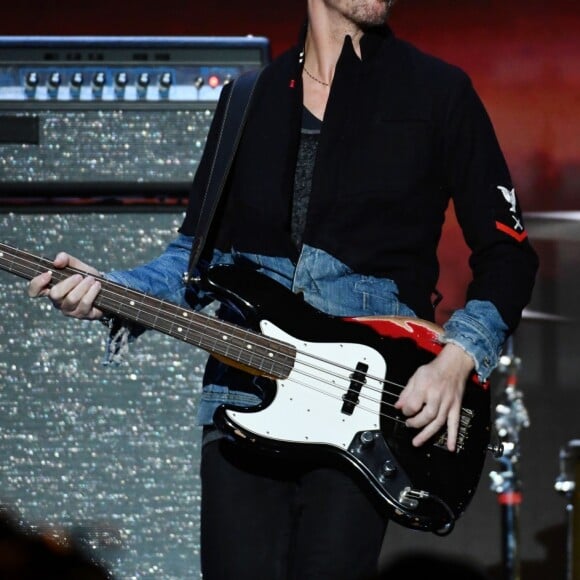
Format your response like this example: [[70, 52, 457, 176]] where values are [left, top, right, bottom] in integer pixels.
[[0, 242, 293, 379]]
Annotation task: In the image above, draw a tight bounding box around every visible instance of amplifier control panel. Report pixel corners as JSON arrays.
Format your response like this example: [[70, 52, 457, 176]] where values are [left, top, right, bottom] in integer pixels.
[[0, 36, 270, 198], [0, 36, 270, 104]]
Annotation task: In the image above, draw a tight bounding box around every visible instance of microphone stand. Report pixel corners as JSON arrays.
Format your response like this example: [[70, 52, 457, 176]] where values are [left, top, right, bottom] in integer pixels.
[[489, 335, 530, 580]]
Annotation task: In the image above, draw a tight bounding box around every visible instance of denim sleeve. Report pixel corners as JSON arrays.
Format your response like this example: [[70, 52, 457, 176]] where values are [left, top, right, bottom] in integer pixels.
[[101, 233, 213, 364], [442, 299, 508, 382], [105, 233, 196, 308]]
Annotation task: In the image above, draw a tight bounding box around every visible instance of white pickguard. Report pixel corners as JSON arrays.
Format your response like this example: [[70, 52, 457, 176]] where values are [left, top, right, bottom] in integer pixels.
[[225, 319, 387, 450]]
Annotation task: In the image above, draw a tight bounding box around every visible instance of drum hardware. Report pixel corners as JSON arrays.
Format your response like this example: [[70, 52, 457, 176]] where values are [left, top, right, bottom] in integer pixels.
[[523, 211, 580, 242], [555, 439, 580, 580], [521, 308, 571, 323], [489, 335, 530, 580]]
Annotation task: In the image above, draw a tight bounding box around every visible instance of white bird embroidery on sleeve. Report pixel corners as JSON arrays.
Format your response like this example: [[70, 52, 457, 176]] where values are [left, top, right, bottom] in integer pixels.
[[498, 185, 517, 213]]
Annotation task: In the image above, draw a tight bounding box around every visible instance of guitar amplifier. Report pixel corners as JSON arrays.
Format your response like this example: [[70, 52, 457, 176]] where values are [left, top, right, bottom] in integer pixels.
[[0, 35, 270, 203]]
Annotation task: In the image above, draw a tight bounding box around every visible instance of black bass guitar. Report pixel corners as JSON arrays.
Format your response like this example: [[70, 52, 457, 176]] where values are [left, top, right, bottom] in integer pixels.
[[0, 242, 497, 534]]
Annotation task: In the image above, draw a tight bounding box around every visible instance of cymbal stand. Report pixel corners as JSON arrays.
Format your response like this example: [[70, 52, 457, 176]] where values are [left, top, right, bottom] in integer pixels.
[[554, 439, 580, 580], [489, 335, 530, 580]]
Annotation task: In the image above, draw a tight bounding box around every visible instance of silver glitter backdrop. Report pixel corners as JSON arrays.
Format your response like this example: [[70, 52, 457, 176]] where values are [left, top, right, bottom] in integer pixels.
[[0, 209, 207, 579], [0, 109, 213, 185]]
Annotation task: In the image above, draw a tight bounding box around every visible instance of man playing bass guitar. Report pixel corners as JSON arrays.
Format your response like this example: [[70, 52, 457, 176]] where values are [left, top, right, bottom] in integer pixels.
[[25, 1, 539, 578]]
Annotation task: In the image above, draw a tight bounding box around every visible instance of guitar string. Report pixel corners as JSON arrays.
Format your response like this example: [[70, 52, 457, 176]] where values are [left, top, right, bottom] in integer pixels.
[[91, 277, 406, 420], [269, 372, 408, 427], [0, 249, 433, 424], [1, 252, 455, 441], [1, 248, 446, 428], [0, 249, 420, 403]]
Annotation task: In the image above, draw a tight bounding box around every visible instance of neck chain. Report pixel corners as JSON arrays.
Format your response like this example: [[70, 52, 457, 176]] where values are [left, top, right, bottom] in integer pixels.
[[302, 64, 330, 87], [299, 49, 330, 87]]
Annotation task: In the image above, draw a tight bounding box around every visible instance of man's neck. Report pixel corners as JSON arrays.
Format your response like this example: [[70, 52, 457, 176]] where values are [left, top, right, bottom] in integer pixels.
[[305, 3, 364, 79]]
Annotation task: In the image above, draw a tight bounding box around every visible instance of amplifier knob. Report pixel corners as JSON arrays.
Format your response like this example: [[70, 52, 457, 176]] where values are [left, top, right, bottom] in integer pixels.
[[47, 71, 61, 98], [92, 71, 106, 97], [137, 72, 150, 98], [70, 72, 83, 98], [159, 72, 172, 97], [24, 71, 39, 97], [114, 72, 128, 98]]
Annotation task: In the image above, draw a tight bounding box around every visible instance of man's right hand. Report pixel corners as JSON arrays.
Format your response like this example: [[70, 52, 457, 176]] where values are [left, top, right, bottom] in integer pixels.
[[27, 252, 105, 320]]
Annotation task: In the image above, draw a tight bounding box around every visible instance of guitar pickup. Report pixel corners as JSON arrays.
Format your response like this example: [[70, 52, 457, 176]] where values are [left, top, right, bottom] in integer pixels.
[[341, 362, 368, 415]]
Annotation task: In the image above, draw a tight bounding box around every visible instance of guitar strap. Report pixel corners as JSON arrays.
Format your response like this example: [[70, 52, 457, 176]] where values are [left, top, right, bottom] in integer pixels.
[[184, 66, 263, 285]]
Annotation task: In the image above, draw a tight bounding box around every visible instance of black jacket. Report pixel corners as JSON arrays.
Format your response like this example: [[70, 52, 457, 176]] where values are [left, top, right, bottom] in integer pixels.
[[181, 25, 538, 331]]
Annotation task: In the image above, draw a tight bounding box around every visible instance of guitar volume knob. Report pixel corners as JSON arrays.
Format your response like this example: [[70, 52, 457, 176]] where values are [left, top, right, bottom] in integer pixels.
[[381, 460, 397, 478], [360, 431, 375, 447]]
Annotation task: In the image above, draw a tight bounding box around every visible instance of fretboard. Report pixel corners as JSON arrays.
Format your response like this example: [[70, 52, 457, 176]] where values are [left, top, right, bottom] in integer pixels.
[[0, 242, 295, 380]]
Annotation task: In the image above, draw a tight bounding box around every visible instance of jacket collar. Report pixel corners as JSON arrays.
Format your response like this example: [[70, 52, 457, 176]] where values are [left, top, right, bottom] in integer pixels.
[[296, 20, 394, 66]]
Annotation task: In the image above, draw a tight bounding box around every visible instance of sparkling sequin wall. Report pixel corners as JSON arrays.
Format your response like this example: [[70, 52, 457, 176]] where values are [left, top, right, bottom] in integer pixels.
[[0, 210, 206, 579], [0, 109, 213, 186]]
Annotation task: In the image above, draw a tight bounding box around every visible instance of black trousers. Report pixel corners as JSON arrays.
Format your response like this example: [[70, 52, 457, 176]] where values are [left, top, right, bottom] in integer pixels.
[[200, 432, 388, 580]]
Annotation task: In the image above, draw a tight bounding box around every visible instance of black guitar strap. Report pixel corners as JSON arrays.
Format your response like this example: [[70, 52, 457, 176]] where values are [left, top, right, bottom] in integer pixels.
[[184, 67, 263, 285]]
